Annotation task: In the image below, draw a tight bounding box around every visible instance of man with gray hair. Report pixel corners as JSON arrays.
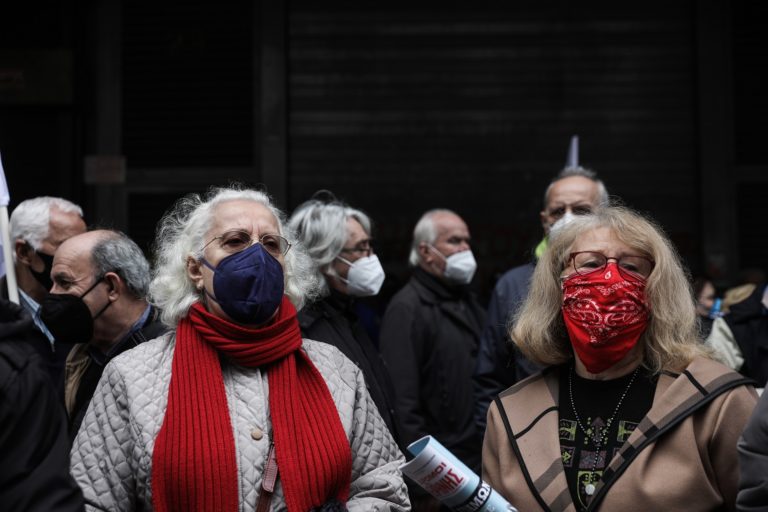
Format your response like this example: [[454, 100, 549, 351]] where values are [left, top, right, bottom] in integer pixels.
[[39, 229, 167, 437], [2, 196, 87, 386], [473, 163, 609, 431], [379, 209, 485, 508]]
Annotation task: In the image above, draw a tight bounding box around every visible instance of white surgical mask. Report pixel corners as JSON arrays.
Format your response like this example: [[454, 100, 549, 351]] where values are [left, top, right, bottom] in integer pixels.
[[429, 246, 477, 285], [335, 254, 385, 297], [548, 211, 577, 239]]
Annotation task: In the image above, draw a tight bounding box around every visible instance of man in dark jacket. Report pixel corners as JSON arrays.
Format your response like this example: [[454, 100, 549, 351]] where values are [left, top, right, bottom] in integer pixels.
[[2, 196, 87, 391], [39, 229, 169, 438], [738, 379, 768, 511], [379, 209, 485, 480], [0, 298, 84, 511], [473, 165, 608, 430]]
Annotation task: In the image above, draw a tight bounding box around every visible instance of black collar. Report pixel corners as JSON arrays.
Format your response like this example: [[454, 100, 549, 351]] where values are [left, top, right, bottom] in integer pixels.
[[412, 267, 468, 302]]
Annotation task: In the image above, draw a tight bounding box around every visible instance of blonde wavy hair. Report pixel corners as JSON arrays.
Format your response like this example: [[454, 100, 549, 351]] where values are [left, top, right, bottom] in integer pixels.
[[512, 205, 709, 374]]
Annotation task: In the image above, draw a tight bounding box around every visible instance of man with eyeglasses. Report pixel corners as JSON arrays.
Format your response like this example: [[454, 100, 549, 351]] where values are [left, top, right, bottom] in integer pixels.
[[473, 164, 609, 431], [39, 229, 168, 438]]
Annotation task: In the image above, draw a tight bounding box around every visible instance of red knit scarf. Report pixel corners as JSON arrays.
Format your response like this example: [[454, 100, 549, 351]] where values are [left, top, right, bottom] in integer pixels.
[[152, 296, 352, 511]]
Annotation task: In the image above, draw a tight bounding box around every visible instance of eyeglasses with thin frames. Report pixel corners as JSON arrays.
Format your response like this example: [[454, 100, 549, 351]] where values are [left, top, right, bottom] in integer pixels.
[[339, 238, 373, 257], [568, 251, 654, 281], [202, 229, 292, 258]]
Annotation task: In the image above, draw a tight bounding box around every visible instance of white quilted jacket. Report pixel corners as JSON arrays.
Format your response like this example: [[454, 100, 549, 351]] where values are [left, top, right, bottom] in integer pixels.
[[70, 334, 411, 511]]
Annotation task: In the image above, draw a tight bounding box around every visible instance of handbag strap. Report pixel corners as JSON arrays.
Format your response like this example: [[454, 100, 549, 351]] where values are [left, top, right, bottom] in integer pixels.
[[256, 443, 279, 512], [493, 396, 553, 512]]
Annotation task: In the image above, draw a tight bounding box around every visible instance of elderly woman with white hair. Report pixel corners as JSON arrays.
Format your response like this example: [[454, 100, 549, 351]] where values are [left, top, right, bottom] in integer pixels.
[[70, 186, 410, 512], [288, 194, 401, 450], [483, 205, 757, 512]]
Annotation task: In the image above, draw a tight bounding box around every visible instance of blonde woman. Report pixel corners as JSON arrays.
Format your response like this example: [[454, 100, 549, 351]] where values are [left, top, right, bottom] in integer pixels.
[[483, 206, 757, 512]]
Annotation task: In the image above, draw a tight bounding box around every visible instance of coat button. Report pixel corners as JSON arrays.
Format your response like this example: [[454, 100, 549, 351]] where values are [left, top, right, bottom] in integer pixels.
[[251, 428, 264, 440]]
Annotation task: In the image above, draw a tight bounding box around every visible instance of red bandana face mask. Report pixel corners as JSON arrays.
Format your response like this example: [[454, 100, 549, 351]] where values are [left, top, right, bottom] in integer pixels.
[[561, 262, 650, 374]]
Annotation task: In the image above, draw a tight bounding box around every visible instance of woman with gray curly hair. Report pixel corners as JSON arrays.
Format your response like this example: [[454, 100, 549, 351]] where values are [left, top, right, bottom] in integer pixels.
[[288, 194, 401, 450], [70, 186, 410, 512], [483, 205, 756, 512]]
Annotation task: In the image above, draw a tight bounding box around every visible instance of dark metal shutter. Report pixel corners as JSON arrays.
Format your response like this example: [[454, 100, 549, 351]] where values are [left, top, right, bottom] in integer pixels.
[[737, 183, 768, 274], [122, 1, 256, 252], [732, 0, 768, 166], [287, 1, 698, 292], [122, 1, 254, 167], [733, 0, 768, 275]]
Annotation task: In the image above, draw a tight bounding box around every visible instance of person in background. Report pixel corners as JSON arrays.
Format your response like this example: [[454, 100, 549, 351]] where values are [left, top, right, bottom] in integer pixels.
[[0, 297, 84, 511], [722, 283, 756, 314], [707, 282, 768, 385], [379, 208, 484, 511], [289, 194, 402, 450], [40, 229, 168, 438], [473, 151, 609, 430], [3, 196, 86, 388], [737, 382, 768, 511], [70, 186, 409, 511], [693, 276, 717, 337], [483, 206, 756, 511]]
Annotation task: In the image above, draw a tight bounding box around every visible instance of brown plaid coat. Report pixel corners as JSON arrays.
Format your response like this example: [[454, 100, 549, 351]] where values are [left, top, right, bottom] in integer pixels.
[[483, 356, 757, 511]]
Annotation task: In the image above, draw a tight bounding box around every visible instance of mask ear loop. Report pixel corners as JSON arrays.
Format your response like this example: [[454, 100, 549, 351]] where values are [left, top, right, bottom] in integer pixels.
[[84, 275, 112, 320], [423, 245, 450, 280], [331, 255, 353, 286], [426, 244, 447, 262], [80, 275, 106, 298], [335, 255, 354, 267], [199, 258, 221, 304]]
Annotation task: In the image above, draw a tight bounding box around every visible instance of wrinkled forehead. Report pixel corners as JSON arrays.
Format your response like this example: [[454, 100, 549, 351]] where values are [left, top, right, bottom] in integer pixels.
[[207, 199, 281, 237], [546, 176, 600, 208], [433, 213, 468, 237], [53, 232, 99, 272]]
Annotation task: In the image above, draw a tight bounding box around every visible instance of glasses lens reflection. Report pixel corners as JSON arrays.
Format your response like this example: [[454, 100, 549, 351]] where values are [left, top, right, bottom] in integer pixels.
[[572, 251, 652, 279], [210, 230, 291, 256]]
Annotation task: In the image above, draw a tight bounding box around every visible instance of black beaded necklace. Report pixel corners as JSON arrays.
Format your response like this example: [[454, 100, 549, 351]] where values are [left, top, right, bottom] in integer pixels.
[[567, 365, 640, 497]]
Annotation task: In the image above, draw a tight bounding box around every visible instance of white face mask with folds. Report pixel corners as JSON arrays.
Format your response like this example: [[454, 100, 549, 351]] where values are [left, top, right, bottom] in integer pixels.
[[335, 254, 386, 297], [548, 211, 577, 239], [429, 246, 477, 285]]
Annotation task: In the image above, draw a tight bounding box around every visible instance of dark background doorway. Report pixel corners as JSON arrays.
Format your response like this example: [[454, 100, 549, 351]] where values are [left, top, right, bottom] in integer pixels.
[[1, 1, 766, 302]]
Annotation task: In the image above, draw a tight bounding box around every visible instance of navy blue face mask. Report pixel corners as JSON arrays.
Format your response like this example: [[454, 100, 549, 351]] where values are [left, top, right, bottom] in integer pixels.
[[201, 242, 285, 325]]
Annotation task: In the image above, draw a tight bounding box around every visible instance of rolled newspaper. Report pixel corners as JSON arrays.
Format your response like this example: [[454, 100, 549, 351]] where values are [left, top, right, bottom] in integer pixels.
[[401, 435, 518, 512]]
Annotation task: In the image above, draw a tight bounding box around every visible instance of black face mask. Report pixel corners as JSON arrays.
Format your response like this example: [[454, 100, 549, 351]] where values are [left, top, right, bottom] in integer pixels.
[[40, 276, 111, 344], [29, 247, 54, 292]]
